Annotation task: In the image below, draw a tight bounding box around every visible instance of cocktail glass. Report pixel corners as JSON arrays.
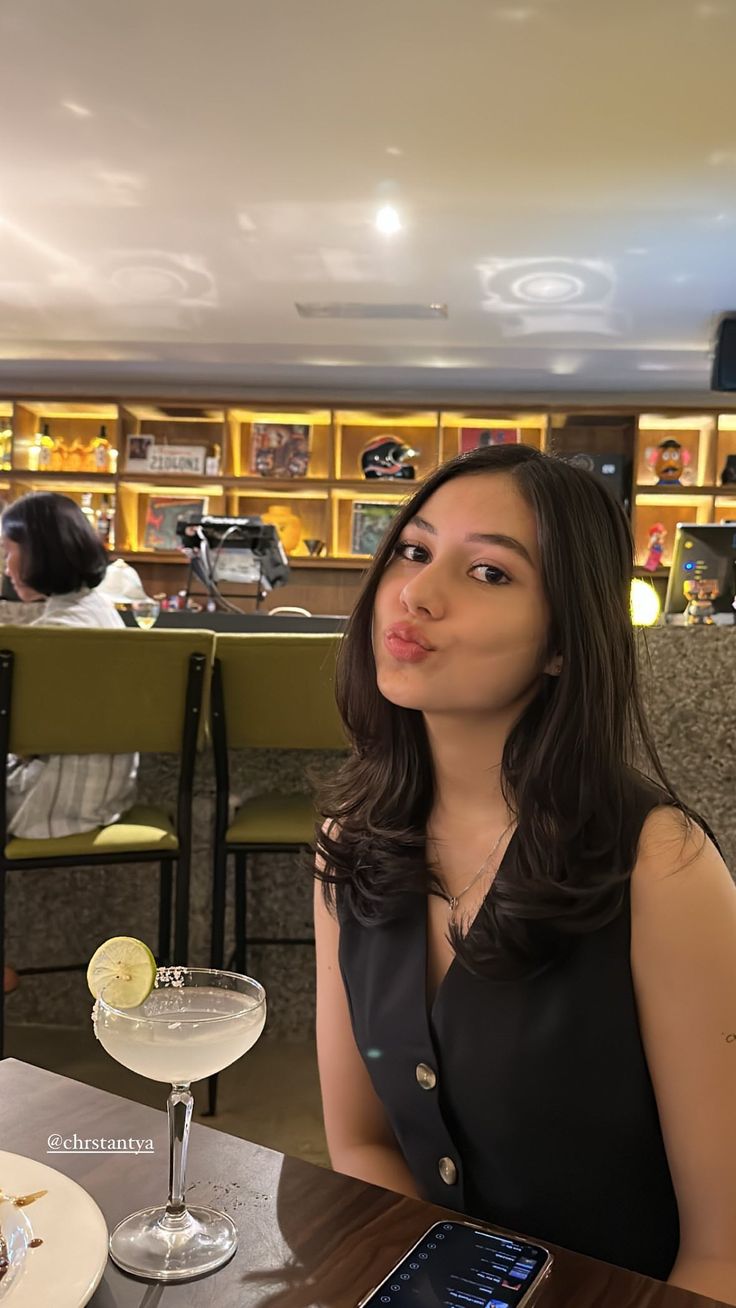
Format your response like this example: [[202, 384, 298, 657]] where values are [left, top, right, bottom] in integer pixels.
[[93, 967, 266, 1281], [131, 599, 160, 629]]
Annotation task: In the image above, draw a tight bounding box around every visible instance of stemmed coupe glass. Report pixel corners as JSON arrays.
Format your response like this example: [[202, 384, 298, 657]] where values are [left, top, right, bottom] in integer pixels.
[[94, 967, 266, 1281]]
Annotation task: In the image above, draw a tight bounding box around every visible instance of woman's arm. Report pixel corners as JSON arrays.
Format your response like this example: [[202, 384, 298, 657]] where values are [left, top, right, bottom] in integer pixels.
[[314, 874, 421, 1198], [631, 806, 736, 1305]]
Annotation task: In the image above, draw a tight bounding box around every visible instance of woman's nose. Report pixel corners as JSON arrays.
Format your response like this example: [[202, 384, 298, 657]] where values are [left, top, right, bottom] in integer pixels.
[[400, 566, 445, 618]]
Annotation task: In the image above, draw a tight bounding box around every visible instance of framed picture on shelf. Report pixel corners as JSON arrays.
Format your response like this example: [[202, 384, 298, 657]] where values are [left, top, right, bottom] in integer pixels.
[[143, 498, 207, 551], [250, 423, 311, 477], [125, 433, 155, 471], [459, 427, 521, 453], [350, 500, 401, 556]]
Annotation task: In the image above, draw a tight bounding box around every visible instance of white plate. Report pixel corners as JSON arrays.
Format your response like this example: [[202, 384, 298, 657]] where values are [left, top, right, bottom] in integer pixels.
[[0, 1152, 108, 1308]]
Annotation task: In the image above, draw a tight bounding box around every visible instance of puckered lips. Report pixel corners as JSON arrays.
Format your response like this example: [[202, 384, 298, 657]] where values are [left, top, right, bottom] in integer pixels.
[[383, 622, 436, 663]]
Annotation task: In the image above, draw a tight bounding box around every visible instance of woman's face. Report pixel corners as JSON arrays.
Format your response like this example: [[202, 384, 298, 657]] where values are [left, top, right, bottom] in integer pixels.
[[1, 536, 43, 602], [372, 472, 559, 718]]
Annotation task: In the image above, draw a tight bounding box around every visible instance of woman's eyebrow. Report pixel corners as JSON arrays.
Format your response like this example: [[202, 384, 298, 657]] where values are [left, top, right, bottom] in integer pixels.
[[410, 515, 534, 567]]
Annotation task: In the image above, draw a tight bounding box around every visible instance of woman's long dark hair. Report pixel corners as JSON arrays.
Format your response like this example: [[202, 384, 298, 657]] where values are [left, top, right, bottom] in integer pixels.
[[315, 443, 710, 979]]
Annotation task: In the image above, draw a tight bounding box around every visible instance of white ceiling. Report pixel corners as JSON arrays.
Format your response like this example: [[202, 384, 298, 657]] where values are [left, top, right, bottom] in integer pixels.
[[2, 0, 736, 401]]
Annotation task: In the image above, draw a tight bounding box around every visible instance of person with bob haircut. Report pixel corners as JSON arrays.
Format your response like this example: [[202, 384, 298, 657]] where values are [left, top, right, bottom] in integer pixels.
[[314, 444, 736, 1303], [0, 492, 138, 837]]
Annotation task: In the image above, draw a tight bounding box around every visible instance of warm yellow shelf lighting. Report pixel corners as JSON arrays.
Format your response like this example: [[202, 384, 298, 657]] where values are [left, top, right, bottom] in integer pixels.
[[441, 413, 546, 430], [230, 409, 331, 426], [234, 489, 329, 501], [335, 411, 437, 428], [18, 402, 118, 420], [119, 482, 223, 497]]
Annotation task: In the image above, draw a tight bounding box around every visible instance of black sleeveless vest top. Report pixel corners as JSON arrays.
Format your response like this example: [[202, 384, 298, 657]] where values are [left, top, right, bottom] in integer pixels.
[[338, 785, 680, 1280]]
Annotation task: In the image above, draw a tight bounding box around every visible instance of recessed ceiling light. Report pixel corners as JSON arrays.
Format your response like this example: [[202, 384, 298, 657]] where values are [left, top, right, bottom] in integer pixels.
[[510, 272, 584, 303], [375, 205, 402, 235], [386, 146, 403, 157]]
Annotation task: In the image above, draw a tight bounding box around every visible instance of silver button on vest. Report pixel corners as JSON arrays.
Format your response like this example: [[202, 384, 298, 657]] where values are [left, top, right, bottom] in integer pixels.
[[415, 1062, 437, 1090], [438, 1156, 458, 1185]]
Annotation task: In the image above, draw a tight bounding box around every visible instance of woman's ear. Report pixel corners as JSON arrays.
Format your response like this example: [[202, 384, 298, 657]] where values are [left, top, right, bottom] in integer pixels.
[[545, 654, 563, 677]]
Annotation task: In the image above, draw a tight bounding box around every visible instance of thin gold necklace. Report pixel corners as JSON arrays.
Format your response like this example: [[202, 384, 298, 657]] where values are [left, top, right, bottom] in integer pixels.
[[432, 820, 515, 922]]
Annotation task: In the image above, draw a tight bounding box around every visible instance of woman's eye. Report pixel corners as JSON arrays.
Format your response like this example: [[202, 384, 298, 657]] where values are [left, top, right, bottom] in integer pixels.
[[471, 564, 510, 585], [394, 540, 429, 563]]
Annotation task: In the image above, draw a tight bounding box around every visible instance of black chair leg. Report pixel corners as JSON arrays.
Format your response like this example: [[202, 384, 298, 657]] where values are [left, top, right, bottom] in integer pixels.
[[173, 850, 190, 966], [206, 844, 229, 1117], [210, 845, 228, 970], [234, 851, 248, 976], [209, 850, 248, 1118], [206, 1070, 220, 1117], [158, 861, 173, 966]]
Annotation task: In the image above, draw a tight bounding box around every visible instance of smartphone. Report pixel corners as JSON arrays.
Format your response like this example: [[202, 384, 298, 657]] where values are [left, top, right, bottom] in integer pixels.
[[357, 1219, 552, 1308]]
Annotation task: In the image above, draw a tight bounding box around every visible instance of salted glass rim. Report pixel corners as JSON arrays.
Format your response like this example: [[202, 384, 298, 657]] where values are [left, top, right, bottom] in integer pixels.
[[96, 966, 266, 1024]]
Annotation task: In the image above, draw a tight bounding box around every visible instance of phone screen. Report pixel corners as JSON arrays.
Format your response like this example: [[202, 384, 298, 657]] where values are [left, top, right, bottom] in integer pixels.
[[358, 1220, 552, 1308]]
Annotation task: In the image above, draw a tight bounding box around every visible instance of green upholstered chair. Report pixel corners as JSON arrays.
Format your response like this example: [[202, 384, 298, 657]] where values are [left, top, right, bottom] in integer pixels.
[[0, 625, 214, 1058], [208, 632, 345, 1114]]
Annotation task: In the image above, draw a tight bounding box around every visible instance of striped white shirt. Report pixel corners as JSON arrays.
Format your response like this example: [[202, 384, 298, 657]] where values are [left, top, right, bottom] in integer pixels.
[[5, 589, 139, 840]]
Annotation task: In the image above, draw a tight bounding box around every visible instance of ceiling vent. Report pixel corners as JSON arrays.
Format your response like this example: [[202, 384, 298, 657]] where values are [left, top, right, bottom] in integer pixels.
[[295, 301, 448, 320]]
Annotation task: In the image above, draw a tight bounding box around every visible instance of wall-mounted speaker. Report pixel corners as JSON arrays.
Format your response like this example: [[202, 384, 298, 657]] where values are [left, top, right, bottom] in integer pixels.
[[712, 314, 736, 390]]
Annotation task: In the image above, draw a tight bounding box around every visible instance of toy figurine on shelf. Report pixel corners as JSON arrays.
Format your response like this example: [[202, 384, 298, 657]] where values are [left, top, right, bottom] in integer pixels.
[[361, 436, 419, 480], [262, 504, 303, 554], [683, 577, 720, 625], [643, 522, 666, 572], [646, 438, 691, 486]]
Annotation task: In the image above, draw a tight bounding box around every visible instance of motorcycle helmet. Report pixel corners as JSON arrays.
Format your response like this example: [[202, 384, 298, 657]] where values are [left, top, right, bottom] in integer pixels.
[[361, 436, 419, 480]]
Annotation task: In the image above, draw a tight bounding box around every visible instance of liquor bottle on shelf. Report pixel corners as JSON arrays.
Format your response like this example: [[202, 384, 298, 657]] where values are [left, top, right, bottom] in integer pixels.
[[95, 495, 115, 548], [90, 424, 111, 473], [80, 492, 96, 530], [66, 436, 85, 472], [30, 422, 54, 471], [205, 442, 221, 476], [0, 418, 12, 471]]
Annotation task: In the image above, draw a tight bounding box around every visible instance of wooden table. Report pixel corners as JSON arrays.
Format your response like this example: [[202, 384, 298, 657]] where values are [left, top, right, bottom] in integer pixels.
[[0, 1058, 727, 1307]]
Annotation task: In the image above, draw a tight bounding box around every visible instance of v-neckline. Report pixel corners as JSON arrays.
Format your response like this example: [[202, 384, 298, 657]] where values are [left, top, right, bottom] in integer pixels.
[[424, 828, 518, 1019]]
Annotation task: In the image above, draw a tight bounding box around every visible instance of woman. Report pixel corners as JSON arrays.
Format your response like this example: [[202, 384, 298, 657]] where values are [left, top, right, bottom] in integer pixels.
[[1, 492, 138, 842], [314, 445, 736, 1303]]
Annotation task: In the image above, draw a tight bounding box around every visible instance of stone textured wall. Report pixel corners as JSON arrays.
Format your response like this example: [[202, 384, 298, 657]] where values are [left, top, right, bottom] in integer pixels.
[[5, 626, 735, 1038]]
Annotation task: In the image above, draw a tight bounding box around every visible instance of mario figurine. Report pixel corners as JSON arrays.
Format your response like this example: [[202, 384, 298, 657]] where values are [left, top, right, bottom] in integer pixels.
[[643, 522, 666, 573]]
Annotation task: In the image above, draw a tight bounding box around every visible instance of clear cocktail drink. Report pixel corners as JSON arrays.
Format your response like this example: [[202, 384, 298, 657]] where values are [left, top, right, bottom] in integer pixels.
[[93, 967, 266, 1283]]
